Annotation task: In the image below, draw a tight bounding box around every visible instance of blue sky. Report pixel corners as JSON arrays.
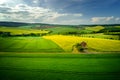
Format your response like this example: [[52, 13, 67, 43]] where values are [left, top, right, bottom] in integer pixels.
[[0, 0, 120, 24]]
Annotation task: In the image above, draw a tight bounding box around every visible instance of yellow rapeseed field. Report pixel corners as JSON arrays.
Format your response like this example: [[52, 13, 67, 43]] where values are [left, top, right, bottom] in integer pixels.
[[44, 35, 120, 52]]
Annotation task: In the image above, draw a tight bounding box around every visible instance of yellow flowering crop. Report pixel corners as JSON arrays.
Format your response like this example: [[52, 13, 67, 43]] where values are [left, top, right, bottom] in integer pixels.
[[44, 35, 120, 52]]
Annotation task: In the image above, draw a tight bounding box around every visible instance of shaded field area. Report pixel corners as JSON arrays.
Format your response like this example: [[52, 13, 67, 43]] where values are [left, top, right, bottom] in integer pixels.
[[0, 37, 64, 52], [0, 53, 120, 80]]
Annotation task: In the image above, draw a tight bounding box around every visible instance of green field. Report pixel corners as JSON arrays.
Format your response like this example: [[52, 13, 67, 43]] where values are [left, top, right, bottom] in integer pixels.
[[0, 37, 64, 52], [80, 33, 119, 40], [0, 53, 120, 80], [0, 24, 120, 80], [0, 36, 120, 52], [0, 27, 49, 35], [45, 27, 80, 34]]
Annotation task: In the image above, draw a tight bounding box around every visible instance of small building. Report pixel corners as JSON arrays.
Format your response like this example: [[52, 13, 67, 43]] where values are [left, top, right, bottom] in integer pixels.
[[72, 41, 87, 53], [80, 41, 87, 48]]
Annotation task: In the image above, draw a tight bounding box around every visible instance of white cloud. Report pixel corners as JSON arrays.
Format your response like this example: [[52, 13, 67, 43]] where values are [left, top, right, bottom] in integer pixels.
[[56, 19, 84, 25], [43, 12, 83, 22], [33, 0, 39, 3], [115, 18, 120, 21], [0, 0, 24, 7], [91, 16, 114, 23], [0, 3, 83, 24], [106, 16, 114, 21], [0, 0, 10, 4], [73, 14, 83, 16]]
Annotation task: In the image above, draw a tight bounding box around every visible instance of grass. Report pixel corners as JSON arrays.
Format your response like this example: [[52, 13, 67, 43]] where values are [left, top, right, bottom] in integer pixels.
[[0, 53, 120, 80], [0, 37, 64, 52], [44, 35, 120, 52], [80, 33, 119, 40], [45, 26, 104, 34], [0, 27, 49, 35], [85, 26, 104, 32], [45, 27, 80, 34]]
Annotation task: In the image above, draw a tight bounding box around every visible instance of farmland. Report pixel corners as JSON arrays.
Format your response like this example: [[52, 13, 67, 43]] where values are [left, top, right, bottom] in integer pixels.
[[79, 33, 119, 40], [44, 27, 80, 34], [0, 53, 120, 80], [44, 35, 120, 52], [0, 23, 120, 80], [0, 27, 49, 35], [0, 37, 64, 52], [0, 36, 120, 53], [1, 26, 120, 40]]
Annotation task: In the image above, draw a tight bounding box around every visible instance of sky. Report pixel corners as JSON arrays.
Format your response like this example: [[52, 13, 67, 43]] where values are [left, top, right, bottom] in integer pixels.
[[0, 0, 120, 25]]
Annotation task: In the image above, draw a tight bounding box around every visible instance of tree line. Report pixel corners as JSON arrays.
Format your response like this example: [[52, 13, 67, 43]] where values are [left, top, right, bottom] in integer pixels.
[[0, 31, 47, 37]]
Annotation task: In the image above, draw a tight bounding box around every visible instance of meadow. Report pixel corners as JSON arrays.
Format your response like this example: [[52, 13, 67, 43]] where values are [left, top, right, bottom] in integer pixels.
[[45, 27, 80, 34], [0, 26, 119, 39], [79, 33, 119, 40], [0, 25, 120, 80], [0, 36, 120, 53], [0, 27, 49, 35], [0, 53, 120, 80], [0, 37, 64, 52]]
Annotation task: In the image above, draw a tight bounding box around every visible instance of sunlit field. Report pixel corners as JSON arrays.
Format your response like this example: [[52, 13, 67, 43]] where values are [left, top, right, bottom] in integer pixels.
[[0, 36, 120, 53], [0, 27, 120, 80], [0, 53, 120, 80], [0, 27, 49, 35], [79, 33, 119, 40], [44, 35, 120, 52], [0, 0, 120, 80], [0, 37, 63, 52]]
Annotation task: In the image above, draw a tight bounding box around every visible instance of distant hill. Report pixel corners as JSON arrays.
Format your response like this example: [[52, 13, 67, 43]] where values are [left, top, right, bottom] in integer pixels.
[[0, 21, 120, 27], [0, 21, 53, 27], [44, 27, 81, 34], [0, 21, 30, 27], [0, 21, 120, 36]]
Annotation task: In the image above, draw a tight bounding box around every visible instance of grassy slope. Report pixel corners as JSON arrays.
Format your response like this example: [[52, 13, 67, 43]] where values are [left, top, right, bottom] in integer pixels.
[[80, 33, 119, 40], [44, 35, 120, 52], [0, 53, 120, 80], [45, 27, 80, 34], [85, 26, 104, 32], [45, 26, 104, 34], [0, 37, 64, 52], [45, 26, 119, 39], [0, 27, 49, 35]]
